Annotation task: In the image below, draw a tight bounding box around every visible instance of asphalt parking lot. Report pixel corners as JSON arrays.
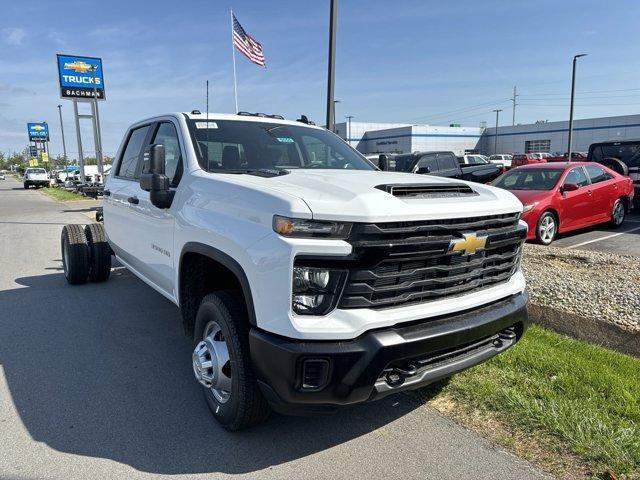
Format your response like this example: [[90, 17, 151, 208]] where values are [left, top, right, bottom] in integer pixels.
[[548, 211, 640, 256], [0, 174, 548, 480]]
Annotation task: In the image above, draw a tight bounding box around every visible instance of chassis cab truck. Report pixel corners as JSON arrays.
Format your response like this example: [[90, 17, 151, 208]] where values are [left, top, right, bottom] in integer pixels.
[[61, 112, 529, 430]]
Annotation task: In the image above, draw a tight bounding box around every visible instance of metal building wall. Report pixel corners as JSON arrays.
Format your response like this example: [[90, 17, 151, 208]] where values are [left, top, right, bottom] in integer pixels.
[[482, 114, 640, 155]]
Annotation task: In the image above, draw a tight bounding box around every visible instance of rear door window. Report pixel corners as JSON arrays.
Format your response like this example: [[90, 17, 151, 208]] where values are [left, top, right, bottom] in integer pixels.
[[415, 154, 438, 172], [585, 165, 613, 184], [437, 153, 459, 170], [117, 125, 151, 179]]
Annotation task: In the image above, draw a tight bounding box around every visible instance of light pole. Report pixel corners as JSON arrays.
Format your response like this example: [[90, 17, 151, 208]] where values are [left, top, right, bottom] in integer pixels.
[[345, 115, 354, 145], [493, 109, 502, 154], [332, 100, 341, 132], [57, 104, 67, 164], [567, 54, 587, 162], [325, 0, 338, 131]]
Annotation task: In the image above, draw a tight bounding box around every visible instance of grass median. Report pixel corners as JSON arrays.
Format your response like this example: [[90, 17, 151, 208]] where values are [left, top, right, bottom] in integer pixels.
[[39, 186, 89, 202], [416, 325, 639, 478]]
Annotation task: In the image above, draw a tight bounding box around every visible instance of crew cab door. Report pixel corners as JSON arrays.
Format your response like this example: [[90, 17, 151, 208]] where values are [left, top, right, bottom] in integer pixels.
[[103, 123, 153, 266], [125, 120, 185, 297]]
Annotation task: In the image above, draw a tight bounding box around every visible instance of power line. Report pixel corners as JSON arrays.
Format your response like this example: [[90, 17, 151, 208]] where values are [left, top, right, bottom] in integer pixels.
[[519, 87, 640, 97], [408, 99, 510, 122]]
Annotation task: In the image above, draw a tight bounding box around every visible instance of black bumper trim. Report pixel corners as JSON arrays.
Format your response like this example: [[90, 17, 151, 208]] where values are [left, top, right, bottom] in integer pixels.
[[250, 290, 529, 413]]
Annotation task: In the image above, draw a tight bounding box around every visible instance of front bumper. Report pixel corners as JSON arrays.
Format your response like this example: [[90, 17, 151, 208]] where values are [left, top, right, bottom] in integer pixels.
[[250, 290, 529, 414]]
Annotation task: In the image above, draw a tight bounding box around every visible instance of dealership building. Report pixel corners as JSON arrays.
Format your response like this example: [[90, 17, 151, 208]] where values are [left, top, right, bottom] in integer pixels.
[[335, 113, 640, 156]]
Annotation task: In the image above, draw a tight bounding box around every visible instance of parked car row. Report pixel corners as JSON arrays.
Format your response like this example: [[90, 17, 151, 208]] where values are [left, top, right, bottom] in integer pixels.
[[492, 162, 634, 245]]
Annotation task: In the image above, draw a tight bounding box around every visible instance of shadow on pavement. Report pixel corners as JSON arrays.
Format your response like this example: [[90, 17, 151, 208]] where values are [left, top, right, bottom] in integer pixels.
[[0, 268, 426, 475]]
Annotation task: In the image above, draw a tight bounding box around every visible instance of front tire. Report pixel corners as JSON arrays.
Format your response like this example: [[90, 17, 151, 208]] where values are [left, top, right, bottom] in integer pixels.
[[23, 182, 29, 189], [536, 211, 557, 245], [61, 224, 90, 284], [192, 291, 270, 430], [610, 198, 626, 228]]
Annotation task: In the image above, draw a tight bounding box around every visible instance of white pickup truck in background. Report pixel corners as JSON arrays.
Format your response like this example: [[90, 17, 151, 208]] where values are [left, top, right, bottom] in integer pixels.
[[23, 168, 49, 189], [60, 111, 529, 430]]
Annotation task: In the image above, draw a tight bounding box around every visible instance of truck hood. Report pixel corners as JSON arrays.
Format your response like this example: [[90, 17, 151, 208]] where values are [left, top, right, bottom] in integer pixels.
[[234, 169, 523, 222]]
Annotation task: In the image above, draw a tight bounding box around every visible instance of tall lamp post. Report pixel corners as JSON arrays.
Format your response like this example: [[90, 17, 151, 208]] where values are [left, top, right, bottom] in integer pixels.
[[57, 104, 67, 164], [332, 100, 341, 132], [492, 109, 503, 155], [345, 115, 354, 145], [567, 54, 587, 162]]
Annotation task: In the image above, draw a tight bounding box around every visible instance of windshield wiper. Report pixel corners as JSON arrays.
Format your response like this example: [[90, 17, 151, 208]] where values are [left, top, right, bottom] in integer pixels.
[[211, 168, 290, 178]]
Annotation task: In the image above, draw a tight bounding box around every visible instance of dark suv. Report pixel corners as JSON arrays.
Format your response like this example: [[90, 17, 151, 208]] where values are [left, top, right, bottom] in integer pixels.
[[587, 139, 640, 207]]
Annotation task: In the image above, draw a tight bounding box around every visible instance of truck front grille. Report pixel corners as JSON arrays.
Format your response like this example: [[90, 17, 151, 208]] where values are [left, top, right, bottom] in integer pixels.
[[338, 213, 525, 309]]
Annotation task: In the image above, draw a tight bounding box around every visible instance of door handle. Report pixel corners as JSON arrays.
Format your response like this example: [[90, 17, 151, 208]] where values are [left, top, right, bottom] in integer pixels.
[[127, 196, 139, 205], [104, 189, 111, 196], [587, 190, 593, 195]]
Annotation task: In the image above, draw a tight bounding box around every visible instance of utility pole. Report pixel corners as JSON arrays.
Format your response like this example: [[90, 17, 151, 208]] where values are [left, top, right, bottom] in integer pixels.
[[57, 104, 67, 164], [493, 109, 503, 154], [345, 115, 354, 145], [568, 54, 587, 162], [325, 0, 338, 131], [511, 86, 518, 126]]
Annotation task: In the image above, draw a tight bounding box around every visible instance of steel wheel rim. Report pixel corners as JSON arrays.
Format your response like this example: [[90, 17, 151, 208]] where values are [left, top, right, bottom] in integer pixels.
[[539, 215, 555, 243], [613, 202, 625, 225], [192, 320, 232, 404]]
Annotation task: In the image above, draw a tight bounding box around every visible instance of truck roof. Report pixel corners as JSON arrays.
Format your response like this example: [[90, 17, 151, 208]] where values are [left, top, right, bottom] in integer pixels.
[[183, 112, 322, 129]]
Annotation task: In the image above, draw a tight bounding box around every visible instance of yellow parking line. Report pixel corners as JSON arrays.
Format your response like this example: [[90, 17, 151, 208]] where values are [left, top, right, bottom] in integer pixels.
[[566, 225, 640, 249]]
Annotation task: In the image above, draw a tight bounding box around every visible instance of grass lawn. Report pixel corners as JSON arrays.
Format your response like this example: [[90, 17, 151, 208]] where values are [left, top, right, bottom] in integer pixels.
[[417, 325, 639, 478], [40, 186, 89, 202]]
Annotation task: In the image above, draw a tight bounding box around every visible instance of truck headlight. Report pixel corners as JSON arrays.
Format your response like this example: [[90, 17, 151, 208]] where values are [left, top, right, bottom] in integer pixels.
[[273, 215, 352, 239], [292, 266, 346, 315]]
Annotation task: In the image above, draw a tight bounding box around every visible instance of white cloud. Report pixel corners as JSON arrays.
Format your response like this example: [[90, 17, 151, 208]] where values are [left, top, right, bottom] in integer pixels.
[[2, 27, 26, 46]]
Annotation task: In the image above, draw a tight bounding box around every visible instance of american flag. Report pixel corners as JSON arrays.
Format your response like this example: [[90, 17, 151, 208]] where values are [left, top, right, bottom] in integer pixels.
[[232, 14, 266, 67]]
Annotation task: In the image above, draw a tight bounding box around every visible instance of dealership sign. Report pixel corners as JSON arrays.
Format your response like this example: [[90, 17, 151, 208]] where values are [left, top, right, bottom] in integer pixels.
[[27, 122, 49, 141], [56, 54, 105, 100]]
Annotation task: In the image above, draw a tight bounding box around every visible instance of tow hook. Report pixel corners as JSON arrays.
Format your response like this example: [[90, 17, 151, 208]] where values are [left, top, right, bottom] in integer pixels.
[[384, 363, 418, 387]]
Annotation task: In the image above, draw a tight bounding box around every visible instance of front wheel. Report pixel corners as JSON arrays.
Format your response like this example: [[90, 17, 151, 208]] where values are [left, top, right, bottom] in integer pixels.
[[536, 211, 557, 245], [192, 291, 270, 430], [23, 183, 29, 189], [610, 198, 626, 228]]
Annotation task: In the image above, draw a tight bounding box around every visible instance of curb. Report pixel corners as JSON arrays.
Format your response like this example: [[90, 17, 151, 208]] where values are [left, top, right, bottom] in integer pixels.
[[528, 303, 640, 358]]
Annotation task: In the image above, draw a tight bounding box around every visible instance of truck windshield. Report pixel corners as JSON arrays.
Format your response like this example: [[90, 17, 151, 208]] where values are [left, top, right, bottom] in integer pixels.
[[492, 168, 563, 191], [589, 143, 640, 167], [187, 119, 375, 172]]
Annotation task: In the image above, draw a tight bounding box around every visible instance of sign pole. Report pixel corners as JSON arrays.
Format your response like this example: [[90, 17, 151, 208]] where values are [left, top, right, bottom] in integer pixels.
[[91, 66, 104, 175], [73, 100, 86, 183]]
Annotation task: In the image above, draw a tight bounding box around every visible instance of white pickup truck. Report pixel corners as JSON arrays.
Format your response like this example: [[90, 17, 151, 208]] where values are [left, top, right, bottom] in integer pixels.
[[23, 167, 49, 189], [61, 111, 529, 430]]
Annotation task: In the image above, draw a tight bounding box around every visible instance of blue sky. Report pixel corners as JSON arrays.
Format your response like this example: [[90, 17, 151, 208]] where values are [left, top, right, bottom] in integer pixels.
[[1, 0, 640, 159]]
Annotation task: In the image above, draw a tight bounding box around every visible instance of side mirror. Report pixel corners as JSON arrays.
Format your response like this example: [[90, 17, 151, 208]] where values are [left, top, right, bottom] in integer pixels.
[[140, 144, 173, 209], [416, 166, 430, 174], [561, 182, 579, 193], [378, 154, 389, 171]]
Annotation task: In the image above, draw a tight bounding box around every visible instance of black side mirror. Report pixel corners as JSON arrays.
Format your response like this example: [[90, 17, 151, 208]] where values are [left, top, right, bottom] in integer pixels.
[[416, 166, 430, 174], [378, 154, 389, 171], [140, 144, 173, 209]]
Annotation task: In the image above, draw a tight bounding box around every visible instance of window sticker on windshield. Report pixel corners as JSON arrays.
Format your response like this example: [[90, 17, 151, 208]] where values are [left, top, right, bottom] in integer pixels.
[[195, 122, 218, 129], [276, 137, 294, 143]]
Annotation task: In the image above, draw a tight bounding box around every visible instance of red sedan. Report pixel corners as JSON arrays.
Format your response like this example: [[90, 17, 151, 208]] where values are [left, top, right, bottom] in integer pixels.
[[492, 162, 634, 245]]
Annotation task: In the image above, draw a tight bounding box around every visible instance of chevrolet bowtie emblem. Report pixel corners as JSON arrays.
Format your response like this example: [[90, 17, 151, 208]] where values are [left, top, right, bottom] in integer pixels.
[[449, 232, 487, 256]]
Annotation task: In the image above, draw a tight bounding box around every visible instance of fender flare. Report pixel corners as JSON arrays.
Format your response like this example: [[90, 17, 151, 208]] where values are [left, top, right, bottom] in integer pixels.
[[179, 242, 257, 326]]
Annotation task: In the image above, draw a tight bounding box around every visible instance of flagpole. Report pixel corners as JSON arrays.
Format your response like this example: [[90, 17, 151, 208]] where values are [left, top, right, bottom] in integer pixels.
[[230, 9, 238, 113]]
